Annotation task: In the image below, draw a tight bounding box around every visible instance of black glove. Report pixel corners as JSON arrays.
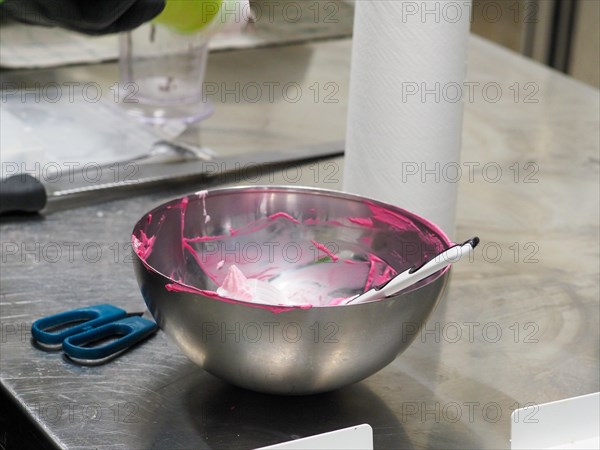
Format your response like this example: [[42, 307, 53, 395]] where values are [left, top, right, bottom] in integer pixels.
[[1, 0, 166, 35]]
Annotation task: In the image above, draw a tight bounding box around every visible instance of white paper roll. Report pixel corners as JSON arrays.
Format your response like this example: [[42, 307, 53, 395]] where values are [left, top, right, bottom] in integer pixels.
[[343, 0, 472, 238]]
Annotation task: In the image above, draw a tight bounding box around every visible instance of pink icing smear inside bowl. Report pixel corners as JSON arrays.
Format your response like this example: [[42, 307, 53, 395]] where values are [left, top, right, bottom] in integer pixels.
[[132, 186, 451, 312]]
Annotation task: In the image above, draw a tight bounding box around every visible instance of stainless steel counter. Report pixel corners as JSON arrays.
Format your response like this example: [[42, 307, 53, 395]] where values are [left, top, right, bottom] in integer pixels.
[[1, 36, 599, 449]]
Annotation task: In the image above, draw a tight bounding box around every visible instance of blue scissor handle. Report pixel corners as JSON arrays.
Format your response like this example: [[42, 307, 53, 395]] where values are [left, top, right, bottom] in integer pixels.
[[31, 304, 127, 345], [62, 316, 158, 360]]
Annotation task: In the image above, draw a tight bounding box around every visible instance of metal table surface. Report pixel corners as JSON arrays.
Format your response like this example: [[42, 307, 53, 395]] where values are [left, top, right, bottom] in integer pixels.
[[1, 36, 599, 449]]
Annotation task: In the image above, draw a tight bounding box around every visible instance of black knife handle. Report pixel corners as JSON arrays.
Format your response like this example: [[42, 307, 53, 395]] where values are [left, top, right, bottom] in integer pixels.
[[0, 174, 48, 215]]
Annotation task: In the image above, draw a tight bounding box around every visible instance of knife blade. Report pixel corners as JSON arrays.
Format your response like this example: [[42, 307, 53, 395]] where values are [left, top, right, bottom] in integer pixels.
[[0, 141, 344, 215]]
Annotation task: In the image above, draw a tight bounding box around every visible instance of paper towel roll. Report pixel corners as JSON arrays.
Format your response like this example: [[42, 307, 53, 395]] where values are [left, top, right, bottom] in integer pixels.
[[343, 0, 471, 238]]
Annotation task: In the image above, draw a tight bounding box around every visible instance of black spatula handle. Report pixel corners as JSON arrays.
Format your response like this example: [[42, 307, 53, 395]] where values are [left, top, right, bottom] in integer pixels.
[[0, 174, 48, 215]]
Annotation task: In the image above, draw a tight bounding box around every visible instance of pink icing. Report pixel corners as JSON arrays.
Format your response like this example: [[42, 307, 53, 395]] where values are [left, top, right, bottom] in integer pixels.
[[179, 196, 189, 246], [132, 230, 155, 261], [228, 218, 271, 237], [135, 191, 446, 310], [268, 212, 300, 223], [310, 240, 339, 262], [347, 217, 373, 227], [364, 254, 397, 288], [367, 202, 419, 231], [165, 282, 221, 299], [218, 265, 254, 302]]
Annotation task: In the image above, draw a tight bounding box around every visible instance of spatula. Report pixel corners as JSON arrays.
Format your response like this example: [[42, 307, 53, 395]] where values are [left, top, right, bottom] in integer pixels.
[[342, 237, 480, 305]]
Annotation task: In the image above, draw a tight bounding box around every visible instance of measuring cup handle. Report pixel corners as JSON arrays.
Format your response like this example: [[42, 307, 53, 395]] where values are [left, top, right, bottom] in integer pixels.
[[31, 304, 127, 345], [62, 316, 158, 361]]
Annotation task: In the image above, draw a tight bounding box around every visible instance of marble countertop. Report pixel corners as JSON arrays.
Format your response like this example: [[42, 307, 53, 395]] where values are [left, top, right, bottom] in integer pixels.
[[0, 35, 598, 449]]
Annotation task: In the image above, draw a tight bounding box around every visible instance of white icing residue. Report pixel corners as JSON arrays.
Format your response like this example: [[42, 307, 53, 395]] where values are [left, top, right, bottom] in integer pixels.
[[196, 190, 211, 224], [217, 265, 289, 306], [215, 265, 352, 307]]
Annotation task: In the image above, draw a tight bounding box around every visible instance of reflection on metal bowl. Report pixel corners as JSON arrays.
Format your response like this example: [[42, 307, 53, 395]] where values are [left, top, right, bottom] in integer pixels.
[[132, 186, 451, 395]]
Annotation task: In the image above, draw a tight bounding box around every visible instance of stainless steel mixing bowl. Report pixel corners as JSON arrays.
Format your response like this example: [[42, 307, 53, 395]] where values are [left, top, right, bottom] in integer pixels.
[[132, 186, 451, 395]]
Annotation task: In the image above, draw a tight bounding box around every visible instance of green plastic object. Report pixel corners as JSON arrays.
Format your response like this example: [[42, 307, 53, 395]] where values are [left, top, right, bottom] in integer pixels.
[[154, 0, 223, 34]]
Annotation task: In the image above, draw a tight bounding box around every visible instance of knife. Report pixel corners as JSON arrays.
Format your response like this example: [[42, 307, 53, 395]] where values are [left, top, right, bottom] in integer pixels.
[[0, 141, 344, 215]]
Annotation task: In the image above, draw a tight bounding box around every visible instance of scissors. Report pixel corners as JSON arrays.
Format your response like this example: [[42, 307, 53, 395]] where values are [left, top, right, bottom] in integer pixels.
[[31, 304, 158, 362]]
